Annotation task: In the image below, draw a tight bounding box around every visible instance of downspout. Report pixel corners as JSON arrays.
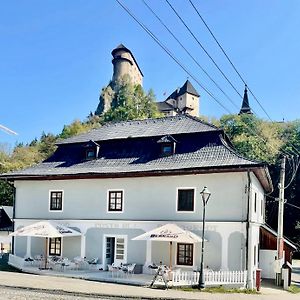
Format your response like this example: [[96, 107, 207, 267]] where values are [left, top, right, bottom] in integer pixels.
[[246, 171, 253, 289], [6, 179, 15, 255]]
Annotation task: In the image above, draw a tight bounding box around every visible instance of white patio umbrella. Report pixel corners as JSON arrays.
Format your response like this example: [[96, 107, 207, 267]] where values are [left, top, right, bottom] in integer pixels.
[[132, 223, 205, 269], [11, 221, 81, 269]]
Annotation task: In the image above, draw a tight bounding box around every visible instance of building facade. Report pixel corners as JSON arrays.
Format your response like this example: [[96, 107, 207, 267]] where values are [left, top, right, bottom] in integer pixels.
[[2, 115, 272, 288]]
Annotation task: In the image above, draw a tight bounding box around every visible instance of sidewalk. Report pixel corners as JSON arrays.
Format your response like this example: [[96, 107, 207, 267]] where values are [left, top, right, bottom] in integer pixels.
[[0, 271, 298, 300]]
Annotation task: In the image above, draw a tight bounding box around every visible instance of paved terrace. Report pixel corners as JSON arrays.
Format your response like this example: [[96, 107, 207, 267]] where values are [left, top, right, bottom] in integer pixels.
[[12, 263, 154, 286], [0, 270, 299, 300]]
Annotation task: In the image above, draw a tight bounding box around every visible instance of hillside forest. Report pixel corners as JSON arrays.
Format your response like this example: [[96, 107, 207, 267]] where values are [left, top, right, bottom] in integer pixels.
[[0, 80, 299, 249]]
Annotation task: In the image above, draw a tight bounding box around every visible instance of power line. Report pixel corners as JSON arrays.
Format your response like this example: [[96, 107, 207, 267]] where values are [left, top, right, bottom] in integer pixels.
[[117, 0, 295, 160], [284, 155, 300, 189], [162, 0, 289, 158], [165, 0, 243, 99], [188, 0, 300, 156], [115, 0, 231, 113], [267, 197, 300, 211], [188, 0, 272, 120], [142, 0, 239, 110], [286, 202, 300, 211]]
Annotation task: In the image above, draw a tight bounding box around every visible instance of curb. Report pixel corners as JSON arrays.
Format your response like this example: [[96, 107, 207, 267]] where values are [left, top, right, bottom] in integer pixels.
[[0, 284, 199, 300]]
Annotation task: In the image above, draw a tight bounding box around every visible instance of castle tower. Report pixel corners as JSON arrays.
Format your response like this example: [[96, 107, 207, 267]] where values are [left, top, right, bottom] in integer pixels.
[[162, 80, 200, 117], [111, 44, 143, 86], [239, 85, 253, 115], [95, 44, 144, 115], [175, 80, 200, 117]]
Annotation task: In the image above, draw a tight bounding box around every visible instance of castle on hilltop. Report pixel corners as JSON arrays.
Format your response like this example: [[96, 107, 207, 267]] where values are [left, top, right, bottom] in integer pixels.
[[95, 44, 252, 118], [95, 44, 200, 117]]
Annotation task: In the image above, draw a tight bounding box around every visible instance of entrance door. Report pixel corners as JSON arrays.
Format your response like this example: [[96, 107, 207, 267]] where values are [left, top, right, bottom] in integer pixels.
[[104, 235, 127, 267], [106, 237, 115, 265], [114, 237, 125, 265]]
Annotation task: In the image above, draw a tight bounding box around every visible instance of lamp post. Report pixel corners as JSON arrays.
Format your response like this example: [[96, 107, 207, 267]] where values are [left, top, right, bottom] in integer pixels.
[[198, 186, 211, 289]]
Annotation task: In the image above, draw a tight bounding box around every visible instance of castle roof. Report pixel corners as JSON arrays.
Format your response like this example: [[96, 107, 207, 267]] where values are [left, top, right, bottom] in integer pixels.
[[111, 44, 144, 77], [166, 80, 199, 100], [178, 80, 200, 97], [156, 101, 176, 112], [239, 85, 253, 115]]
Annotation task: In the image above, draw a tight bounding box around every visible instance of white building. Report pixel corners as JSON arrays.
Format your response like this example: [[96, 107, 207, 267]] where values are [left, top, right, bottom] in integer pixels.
[[1, 115, 273, 288]]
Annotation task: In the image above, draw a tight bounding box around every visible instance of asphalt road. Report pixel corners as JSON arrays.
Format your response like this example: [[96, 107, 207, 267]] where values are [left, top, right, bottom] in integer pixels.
[[0, 285, 130, 300]]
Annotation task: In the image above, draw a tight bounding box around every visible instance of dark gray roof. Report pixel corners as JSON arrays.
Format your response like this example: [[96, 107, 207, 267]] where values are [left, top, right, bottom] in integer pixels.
[[0, 206, 13, 231], [178, 80, 199, 97], [2, 132, 263, 178], [56, 115, 218, 145], [239, 85, 253, 115], [167, 80, 199, 100], [156, 101, 175, 112], [157, 135, 177, 144], [1, 115, 272, 192]]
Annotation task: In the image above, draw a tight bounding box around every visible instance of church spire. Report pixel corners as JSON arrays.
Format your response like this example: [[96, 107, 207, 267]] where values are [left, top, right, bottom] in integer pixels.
[[239, 85, 253, 115]]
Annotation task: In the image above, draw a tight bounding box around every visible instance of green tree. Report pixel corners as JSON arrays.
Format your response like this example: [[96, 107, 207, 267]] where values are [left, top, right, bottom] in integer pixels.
[[0, 180, 14, 206], [60, 118, 101, 140], [220, 114, 284, 163], [38, 132, 57, 160], [103, 78, 162, 122]]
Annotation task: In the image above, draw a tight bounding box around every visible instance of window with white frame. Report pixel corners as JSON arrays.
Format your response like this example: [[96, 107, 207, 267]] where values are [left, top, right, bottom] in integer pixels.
[[108, 190, 123, 212], [177, 189, 195, 212], [50, 191, 63, 211]]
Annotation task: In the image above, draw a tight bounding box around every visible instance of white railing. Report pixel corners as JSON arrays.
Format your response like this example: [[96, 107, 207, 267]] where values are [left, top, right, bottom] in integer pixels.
[[172, 270, 247, 287], [205, 270, 247, 286], [172, 270, 199, 286], [8, 254, 25, 269]]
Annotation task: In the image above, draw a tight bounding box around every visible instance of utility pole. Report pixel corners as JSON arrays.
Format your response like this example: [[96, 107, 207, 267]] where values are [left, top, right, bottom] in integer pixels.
[[276, 155, 286, 286]]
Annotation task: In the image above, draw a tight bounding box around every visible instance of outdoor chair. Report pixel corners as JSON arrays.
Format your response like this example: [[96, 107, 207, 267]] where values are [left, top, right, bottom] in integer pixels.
[[60, 257, 73, 271], [122, 263, 136, 277], [108, 262, 122, 277], [73, 256, 88, 270], [33, 254, 44, 268], [24, 256, 34, 266], [87, 257, 100, 270]]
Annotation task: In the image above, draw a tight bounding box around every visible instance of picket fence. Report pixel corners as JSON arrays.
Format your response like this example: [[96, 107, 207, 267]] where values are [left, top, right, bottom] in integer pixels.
[[171, 270, 247, 287]]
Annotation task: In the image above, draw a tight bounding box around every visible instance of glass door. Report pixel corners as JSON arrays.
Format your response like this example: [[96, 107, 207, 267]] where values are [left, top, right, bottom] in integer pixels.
[[106, 237, 115, 265], [114, 237, 125, 265]]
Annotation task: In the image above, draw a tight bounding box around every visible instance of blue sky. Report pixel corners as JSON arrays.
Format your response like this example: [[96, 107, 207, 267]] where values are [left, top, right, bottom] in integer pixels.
[[1, 0, 300, 149]]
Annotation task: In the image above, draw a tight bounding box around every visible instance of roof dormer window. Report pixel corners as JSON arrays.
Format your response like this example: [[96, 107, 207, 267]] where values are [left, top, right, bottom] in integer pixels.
[[162, 143, 173, 156], [157, 135, 177, 157], [84, 140, 100, 160], [86, 149, 96, 160]]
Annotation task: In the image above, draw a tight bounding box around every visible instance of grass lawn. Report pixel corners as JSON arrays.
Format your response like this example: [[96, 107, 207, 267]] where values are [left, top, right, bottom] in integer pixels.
[[288, 285, 300, 294], [178, 286, 259, 294]]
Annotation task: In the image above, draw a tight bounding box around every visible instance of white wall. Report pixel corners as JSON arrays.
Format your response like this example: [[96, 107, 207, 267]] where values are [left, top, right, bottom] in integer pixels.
[[260, 249, 277, 279], [13, 219, 247, 271], [14, 172, 250, 222], [249, 173, 265, 224]]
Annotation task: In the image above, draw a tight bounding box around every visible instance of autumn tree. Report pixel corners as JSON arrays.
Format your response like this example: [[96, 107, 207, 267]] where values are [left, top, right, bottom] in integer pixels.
[[101, 78, 162, 122]]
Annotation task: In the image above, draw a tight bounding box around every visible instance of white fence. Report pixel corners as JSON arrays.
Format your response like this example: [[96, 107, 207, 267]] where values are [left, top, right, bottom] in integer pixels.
[[172, 270, 247, 287]]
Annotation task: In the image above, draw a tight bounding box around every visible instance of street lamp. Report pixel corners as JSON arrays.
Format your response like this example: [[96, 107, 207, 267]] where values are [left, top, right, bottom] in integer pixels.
[[198, 186, 211, 289]]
